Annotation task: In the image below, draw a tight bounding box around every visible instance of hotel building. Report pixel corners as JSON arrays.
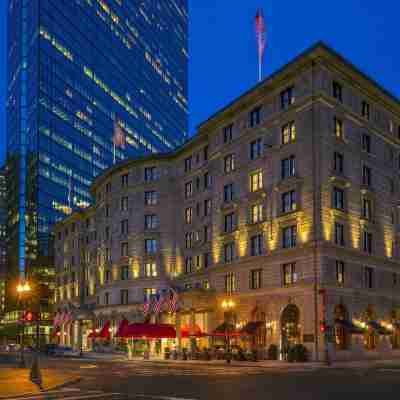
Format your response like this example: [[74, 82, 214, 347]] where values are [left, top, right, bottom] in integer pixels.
[[54, 42, 400, 361]]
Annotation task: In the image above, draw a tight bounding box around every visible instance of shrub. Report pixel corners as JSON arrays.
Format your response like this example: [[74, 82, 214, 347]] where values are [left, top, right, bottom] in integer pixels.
[[288, 344, 308, 362], [267, 344, 279, 360]]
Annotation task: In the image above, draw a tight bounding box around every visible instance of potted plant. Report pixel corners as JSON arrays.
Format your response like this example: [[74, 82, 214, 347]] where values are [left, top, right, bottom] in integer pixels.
[[164, 347, 171, 360], [267, 344, 278, 360]]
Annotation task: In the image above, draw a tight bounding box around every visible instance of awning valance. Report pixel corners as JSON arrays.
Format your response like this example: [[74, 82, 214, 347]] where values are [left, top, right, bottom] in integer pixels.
[[119, 323, 176, 339]]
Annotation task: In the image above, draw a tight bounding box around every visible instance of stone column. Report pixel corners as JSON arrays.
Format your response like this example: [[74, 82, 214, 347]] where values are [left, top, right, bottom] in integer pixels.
[[189, 309, 196, 354], [77, 320, 83, 355], [175, 311, 182, 353]]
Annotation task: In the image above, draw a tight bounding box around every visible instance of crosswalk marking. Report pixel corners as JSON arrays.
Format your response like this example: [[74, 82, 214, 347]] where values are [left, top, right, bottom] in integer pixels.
[[1, 388, 125, 400]]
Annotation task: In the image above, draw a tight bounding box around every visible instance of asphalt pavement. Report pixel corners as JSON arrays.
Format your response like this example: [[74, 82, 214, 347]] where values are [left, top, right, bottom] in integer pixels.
[[3, 357, 400, 400]]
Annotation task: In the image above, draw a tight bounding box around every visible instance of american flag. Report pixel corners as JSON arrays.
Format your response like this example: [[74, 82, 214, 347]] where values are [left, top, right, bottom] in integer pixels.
[[143, 295, 151, 316], [255, 9, 267, 60], [153, 292, 164, 315], [53, 312, 60, 328], [113, 119, 126, 149], [168, 288, 179, 314]]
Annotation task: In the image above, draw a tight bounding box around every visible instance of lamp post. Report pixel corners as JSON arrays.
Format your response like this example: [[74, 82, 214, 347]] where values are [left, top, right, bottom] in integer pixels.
[[17, 282, 31, 368], [222, 299, 235, 364]]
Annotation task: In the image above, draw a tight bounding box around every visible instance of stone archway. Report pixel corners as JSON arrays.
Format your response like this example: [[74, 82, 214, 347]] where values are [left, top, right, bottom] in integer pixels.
[[280, 304, 300, 358]]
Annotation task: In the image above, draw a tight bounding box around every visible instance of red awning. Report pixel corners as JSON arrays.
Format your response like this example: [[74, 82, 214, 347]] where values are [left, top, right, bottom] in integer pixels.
[[122, 323, 176, 339], [98, 321, 111, 339], [88, 330, 98, 339], [116, 319, 129, 338], [181, 324, 204, 338]]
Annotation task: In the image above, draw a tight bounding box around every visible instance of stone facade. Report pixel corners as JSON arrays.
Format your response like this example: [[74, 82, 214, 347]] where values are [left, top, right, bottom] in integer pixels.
[[54, 43, 400, 361]]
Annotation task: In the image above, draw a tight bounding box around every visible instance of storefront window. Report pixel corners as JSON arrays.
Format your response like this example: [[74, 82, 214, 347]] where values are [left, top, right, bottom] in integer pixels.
[[334, 304, 348, 350]]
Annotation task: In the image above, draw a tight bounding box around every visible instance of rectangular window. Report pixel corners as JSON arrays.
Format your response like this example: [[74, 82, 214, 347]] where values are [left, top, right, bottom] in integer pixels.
[[282, 121, 296, 144], [184, 156, 192, 173], [250, 204, 263, 224], [106, 182, 111, 193], [121, 242, 129, 257], [362, 134, 371, 153], [250, 269, 262, 290], [105, 204, 110, 218], [283, 263, 297, 286], [144, 262, 157, 277], [204, 252, 212, 268], [282, 190, 297, 213], [185, 181, 193, 198], [364, 267, 374, 289], [281, 86, 294, 110], [185, 257, 193, 274], [250, 138, 263, 160], [145, 239, 157, 254], [204, 225, 211, 242], [281, 156, 296, 180], [362, 165, 372, 186], [334, 117, 344, 139], [363, 231, 373, 254], [333, 187, 345, 210], [204, 199, 212, 216], [333, 81, 343, 102], [224, 213, 236, 233], [282, 226, 297, 249], [336, 261, 345, 285], [334, 223, 345, 246], [104, 292, 110, 305], [144, 191, 158, 205], [362, 101, 370, 120], [204, 172, 212, 189], [203, 146, 209, 161], [144, 167, 159, 182], [120, 265, 129, 280], [121, 219, 129, 235], [250, 171, 263, 192], [185, 232, 194, 249], [185, 207, 193, 224], [121, 174, 129, 187], [250, 107, 261, 127], [145, 215, 159, 229], [121, 196, 128, 211], [250, 234, 263, 256], [105, 248, 111, 262], [120, 289, 129, 305], [224, 273, 236, 293], [362, 198, 372, 220], [105, 270, 111, 283], [144, 288, 156, 298], [224, 154, 235, 173], [224, 242, 235, 263], [224, 183, 235, 202], [223, 124, 233, 143], [334, 152, 344, 174]]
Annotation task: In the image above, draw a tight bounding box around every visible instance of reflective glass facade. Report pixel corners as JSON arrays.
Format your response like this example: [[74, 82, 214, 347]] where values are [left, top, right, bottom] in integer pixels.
[[6, 0, 188, 282]]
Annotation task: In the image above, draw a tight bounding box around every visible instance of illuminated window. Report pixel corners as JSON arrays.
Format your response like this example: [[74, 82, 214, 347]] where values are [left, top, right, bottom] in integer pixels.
[[334, 117, 344, 140], [250, 269, 262, 290], [250, 171, 263, 192], [282, 226, 297, 249], [224, 272, 236, 293], [251, 204, 263, 224], [144, 262, 157, 277], [281, 121, 296, 144], [283, 263, 297, 286], [144, 191, 158, 205], [144, 215, 159, 229], [144, 167, 159, 182], [282, 190, 297, 213], [145, 239, 157, 254], [185, 181, 193, 198], [224, 154, 235, 173], [185, 207, 193, 224]]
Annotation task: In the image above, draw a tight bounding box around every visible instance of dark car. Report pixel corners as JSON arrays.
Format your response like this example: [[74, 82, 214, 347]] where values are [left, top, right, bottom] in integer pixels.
[[43, 343, 59, 356]]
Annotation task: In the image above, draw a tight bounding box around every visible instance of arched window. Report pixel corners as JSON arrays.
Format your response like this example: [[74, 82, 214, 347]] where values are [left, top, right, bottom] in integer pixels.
[[334, 304, 348, 350], [281, 304, 300, 352]]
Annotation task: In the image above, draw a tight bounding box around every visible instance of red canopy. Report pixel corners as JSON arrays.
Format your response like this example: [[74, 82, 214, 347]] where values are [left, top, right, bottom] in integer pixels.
[[116, 319, 129, 337], [98, 321, 111, 339], [181, 324, 204, 338], [88, 330, 98, 339], [121, 323, 176, 339]]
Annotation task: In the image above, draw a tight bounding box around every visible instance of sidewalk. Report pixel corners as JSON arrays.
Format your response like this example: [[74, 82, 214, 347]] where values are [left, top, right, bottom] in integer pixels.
[[0, 367, 80, 398], [83, 351, 400, 370]]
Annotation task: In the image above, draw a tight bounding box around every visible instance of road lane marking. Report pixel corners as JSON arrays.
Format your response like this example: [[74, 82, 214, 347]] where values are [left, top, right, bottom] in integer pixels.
[[136, 395, 198, 400]]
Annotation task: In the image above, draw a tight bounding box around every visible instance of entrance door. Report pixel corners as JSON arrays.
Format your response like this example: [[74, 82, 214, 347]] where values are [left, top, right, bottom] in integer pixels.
[[280, 304, 300, 359]]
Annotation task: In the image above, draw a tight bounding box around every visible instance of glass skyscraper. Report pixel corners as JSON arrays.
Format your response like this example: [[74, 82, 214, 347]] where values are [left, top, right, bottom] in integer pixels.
[[6, 0, 188, 288]]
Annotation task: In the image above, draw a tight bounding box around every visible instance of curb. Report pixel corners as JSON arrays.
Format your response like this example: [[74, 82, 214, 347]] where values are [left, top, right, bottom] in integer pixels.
[[0, 376, 82, 399]]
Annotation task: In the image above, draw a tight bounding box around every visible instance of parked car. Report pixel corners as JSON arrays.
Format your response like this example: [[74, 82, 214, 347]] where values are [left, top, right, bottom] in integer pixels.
[[43, 343, 59, 356], [54, 346, 79, 357]]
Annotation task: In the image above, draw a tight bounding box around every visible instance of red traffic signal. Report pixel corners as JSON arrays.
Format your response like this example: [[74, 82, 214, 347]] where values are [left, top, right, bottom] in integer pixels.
[[320, 321, 326, 333], [23, 311, 38, 322]]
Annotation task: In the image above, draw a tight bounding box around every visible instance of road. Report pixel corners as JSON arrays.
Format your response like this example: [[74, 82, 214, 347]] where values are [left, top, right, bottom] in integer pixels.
[[5, 357, 400, 400]]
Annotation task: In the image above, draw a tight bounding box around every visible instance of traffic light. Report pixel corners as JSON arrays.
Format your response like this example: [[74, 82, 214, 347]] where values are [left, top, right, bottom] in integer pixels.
[[23, 311, 39, 322], [320, 321, 326, 333]]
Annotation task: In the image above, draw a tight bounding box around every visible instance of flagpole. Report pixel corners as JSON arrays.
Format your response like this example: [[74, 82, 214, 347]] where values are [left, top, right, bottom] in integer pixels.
[[113, 142, 116, 165]]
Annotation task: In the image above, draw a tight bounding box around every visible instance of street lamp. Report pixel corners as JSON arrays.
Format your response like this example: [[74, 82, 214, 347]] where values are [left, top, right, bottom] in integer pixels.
[[17, 281, 31, 368], [221, 299, 235, 364]]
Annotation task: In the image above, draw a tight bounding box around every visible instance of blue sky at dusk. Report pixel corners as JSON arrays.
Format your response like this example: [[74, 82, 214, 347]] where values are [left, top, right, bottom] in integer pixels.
[[0, 1, 399, 164]]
